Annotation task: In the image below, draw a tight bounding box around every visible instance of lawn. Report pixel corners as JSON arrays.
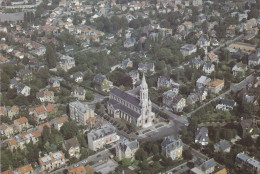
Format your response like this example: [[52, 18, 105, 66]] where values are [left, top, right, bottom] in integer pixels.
[[143, 129, 152, 134], [155, 124, 164, 128]]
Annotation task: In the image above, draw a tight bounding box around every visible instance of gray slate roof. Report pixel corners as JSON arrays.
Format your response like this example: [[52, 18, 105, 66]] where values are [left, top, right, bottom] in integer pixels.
[[219, 99, 236, 107], [200, 158, 216, 171], [108, 99, 140, 119], [110, 87, 140, 108], [214, 140, 231, 151], [195, 127, 208, 144], [63, 137, 79, 150]]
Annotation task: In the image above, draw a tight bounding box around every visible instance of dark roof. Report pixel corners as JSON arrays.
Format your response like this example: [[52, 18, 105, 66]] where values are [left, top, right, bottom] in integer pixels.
[[200, 158, 216, 171], [161, 137, 183, 151], [108, 99, 140, 119], [172, 95, 184, 104], [75, 87, 85, 94], [240, 119, 253, 129], [204, 62, 214, 69], [72, 72, 83, 78], [195, 127, 208, 144], [93, 74, 106, 85], [63, 137, 79, 151], [219, 99, 236, 107], [119, 139, 139, 152], [248, 53, 260, 61], [110, 88, 140, 108], [214, 140, 231, 151], [10, 78, 18, 85], [17, 83, 26, 91]]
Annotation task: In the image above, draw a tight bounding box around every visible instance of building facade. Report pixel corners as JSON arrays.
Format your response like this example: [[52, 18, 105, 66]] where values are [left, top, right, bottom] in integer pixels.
[[161, 137, 183, 160], [116, 139, 139, 160], [69, 101, 94, 126], [38, 151, 66, 172]]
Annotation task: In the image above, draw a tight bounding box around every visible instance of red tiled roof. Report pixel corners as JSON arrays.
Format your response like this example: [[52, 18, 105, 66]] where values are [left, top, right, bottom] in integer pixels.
[[35, 106, 46, 115], [31, 130, 41, 138], [17, 164, 33, 174], [39, 122, 51, 130], [10, 106, 19, 113], [46, 104, 55, 112], [0, 106, 6, 114], [56, 116, 68, 124], [15, 117, 28, 125], [8, 139, 16, 146], [1, 170, 14, 174]]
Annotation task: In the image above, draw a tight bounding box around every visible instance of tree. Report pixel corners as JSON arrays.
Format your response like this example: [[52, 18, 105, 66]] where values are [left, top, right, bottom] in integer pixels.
[[139, 160, 149, 170], [121, 158, 131, 167], [153, 161, 163, 173], [151, 144, 159, 155], [108, 69, 132, 88], [256, 136, 260, 147], [85, 90, 94, 101], [248, 8, 259, 19], [45, 43, 57, 68], [42, 125, 51, 145], [130, 121, 137, 132], [143, 141, 153, 154], [135, 148, 148, 161], [162, 157, 174, 167], [183, 149, 193, 160], [240, 135, 254, 147], [60, 121, 79, 139]]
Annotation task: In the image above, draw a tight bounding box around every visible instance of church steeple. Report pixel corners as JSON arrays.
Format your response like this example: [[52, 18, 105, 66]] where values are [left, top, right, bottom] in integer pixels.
[[140, 74, 148, 107], [141, 73, 148, 89]]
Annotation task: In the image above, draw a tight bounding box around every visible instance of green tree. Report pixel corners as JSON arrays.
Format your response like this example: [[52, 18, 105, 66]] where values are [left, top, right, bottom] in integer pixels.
[[121, 158, 131, 167], [151, 144, 159, 155], [135, 148, 148, 161], [85, 90, 94, 101], [60, 121, 79, 139], [153, 161, 163, 173], [45, 43, 57, 68], [42, 125, 51, 145], [139, 160, 149, 170], [183, 149, 193, 160], [130, 121, 137, 132]]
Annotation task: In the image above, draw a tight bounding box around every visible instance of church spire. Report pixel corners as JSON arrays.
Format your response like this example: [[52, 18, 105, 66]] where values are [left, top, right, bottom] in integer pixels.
[[140, 74, 148, 107], [141, 73, 147, 89]]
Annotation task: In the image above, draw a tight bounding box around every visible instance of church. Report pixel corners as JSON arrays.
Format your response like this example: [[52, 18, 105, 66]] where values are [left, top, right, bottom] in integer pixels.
[[107, 74, 155, 128]]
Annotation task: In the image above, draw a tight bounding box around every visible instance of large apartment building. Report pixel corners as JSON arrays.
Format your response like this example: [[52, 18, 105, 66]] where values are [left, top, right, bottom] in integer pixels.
[[87, 124, 120, 151], [69, 101, 94, 126]]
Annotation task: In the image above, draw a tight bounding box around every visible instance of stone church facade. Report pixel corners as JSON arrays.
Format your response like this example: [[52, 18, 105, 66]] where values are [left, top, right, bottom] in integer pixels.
[[107, 75, 155, 128]]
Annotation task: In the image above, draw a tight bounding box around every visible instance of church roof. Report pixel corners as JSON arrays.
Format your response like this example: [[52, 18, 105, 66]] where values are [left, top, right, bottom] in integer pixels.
[[108, 99, 140, 119], [110, 88, 140, 108]]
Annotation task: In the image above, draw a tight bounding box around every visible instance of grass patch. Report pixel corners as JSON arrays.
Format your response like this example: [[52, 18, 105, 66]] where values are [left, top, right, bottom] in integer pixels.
[[155, 124, 164, 128], [143, 129, 151, 134]]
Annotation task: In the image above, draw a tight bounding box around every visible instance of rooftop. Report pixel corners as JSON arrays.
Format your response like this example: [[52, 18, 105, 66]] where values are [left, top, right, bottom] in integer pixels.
[[88, 124, 116, 140]]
